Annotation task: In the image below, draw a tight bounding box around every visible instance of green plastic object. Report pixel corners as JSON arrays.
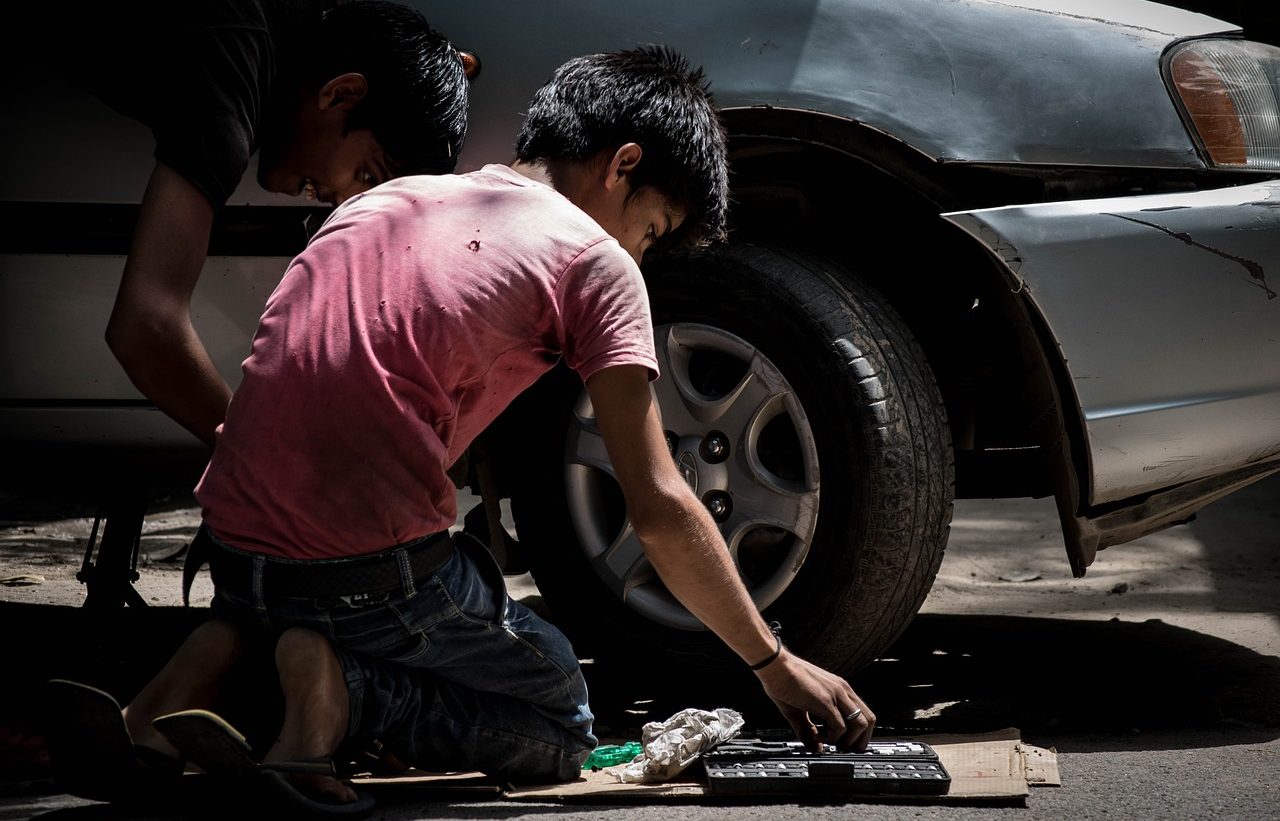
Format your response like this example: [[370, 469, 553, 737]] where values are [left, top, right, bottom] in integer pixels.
[[582, 741, 644, 770]]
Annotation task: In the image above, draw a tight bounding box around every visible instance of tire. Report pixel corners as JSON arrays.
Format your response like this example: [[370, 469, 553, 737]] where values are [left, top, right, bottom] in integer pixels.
[[510, 243, 954, 674]]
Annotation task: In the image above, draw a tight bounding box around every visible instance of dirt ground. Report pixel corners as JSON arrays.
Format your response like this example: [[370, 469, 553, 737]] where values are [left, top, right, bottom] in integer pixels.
[[3, 480, 1277, 659], [1, 476, 1277, 819], [0, 491, 505, 610], [3, 476, 1277, 736]]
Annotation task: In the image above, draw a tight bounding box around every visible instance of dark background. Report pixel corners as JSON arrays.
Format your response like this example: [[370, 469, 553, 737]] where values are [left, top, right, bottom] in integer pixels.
[[1162, 1, 1279, 45]]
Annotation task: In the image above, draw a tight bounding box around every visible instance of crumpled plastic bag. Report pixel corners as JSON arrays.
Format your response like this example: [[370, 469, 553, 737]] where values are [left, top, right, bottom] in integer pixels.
[[611, 707, 744, 783]]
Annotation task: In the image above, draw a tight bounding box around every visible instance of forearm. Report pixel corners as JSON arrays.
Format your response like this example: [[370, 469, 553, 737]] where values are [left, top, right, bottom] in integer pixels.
[[633, 486, 778, 666], [107, 161, 225, 447], [588, 365, 872, 749], [106, 311, 231, 447]]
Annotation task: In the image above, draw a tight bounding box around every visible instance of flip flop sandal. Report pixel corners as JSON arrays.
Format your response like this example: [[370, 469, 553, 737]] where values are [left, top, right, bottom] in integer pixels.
[[154, 709, 376, 819], [44, 679, 184, 803]]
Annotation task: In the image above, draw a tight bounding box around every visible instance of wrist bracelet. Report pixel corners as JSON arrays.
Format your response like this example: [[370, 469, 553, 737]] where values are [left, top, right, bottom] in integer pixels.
[[748, 621, 784, 671]]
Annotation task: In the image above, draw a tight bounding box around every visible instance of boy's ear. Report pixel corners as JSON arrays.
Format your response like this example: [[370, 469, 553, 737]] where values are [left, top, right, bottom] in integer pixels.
[[602, 143, 644, 192], [317, 73, 370, 111]]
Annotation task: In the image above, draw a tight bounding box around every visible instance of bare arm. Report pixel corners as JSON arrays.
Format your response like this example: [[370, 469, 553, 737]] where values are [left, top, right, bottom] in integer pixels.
[[586, 364, 875, 750], [105, 161, 231, 447]]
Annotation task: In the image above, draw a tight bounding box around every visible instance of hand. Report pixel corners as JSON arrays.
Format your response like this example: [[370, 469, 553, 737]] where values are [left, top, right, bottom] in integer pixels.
[[755, 650, 875, 752]]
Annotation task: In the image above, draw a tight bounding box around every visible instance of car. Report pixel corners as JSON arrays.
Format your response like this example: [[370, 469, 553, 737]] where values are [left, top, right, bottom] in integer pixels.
[[3, 0, 1278, 672]]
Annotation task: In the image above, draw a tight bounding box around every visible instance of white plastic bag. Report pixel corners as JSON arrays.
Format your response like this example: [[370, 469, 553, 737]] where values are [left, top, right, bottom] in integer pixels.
[[612, 707, 745, 783]]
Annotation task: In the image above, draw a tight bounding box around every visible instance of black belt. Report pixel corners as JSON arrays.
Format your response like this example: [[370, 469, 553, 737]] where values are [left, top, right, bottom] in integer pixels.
[[183, 526, 454, 605]]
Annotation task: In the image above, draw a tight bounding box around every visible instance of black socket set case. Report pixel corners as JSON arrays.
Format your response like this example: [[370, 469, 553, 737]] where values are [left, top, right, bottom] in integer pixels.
[[703, 738, 951, 796]]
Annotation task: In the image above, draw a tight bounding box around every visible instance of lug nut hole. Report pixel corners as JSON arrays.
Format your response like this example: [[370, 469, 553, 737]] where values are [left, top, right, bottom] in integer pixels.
[[703, 490, 733, 523], [701, 431, 730, 464]]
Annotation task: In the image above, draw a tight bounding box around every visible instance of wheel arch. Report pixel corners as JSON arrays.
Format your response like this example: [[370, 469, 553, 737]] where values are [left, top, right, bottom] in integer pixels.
[[483, 107, 1096, 579], [720, 107, 1090, 548]]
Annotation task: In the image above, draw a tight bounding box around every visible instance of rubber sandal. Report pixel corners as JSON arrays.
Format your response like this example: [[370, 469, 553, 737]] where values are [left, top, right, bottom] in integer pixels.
[[154, 709, 375, 819], [44, 679, 184, 803], [261, 768, 377, 818]]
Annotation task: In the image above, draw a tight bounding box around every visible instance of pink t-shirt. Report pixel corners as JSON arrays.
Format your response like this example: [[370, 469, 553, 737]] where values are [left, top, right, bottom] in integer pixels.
[[195, 165, 658, 559]]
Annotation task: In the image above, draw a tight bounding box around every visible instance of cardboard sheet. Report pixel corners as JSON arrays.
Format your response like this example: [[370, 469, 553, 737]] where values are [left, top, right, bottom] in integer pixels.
[[353, 727, 1058, 803]]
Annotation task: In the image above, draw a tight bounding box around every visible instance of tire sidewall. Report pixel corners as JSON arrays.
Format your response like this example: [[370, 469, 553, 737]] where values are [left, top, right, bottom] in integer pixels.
[[514, 244, 952, 673]]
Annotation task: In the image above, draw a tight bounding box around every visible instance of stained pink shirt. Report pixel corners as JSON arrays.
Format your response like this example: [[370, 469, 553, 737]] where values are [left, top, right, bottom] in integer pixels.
[[195, 165, 657, 559]]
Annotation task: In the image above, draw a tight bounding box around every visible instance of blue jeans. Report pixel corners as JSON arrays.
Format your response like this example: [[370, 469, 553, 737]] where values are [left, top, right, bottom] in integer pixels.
[[206, 527, 596, 784]]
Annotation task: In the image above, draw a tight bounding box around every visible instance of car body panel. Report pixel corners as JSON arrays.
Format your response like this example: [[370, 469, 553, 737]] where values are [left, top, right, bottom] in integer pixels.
[[427, 0, 1232, 175], [2, 0, 1236, 210], [944, 180, 1280, 505], [0, 253, 279, 445], [4, 0, 1277, 533]]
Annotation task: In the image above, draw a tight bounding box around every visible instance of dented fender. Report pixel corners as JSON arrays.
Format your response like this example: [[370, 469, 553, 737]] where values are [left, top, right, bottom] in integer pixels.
[[945, 181, 1280, 508]]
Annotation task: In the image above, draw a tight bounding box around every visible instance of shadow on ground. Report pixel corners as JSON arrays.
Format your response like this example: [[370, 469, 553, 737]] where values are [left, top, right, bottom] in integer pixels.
[[1191, 475, 1280, 619], [2, 601, 1277, 807], [586, 612, 1280, 750]]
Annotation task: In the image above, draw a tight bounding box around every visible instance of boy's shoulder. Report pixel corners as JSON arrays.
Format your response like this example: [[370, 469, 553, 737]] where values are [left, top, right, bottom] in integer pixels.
[[465, 164, 573, 209], [363, 167, 624, 261], [367, 167, 586, 220], [369, 165, 564, 205]]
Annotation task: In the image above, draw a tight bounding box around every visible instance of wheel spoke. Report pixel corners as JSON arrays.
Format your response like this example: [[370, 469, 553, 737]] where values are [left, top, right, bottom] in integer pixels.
[[590, 525, 652, 599], [567, 413, 616, 479], [724, 520, 812, 610], [651, 327, 704, 431], [725, 480, 819, 546], [721, 482, 818, 608], [566, 321, 823, 629], [721, 399, 820, 606], [714, 353, 790, 438]]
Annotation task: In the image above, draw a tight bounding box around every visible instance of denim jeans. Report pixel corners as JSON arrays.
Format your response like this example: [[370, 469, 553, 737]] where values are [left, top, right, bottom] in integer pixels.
[[206, 527, 596, 784]]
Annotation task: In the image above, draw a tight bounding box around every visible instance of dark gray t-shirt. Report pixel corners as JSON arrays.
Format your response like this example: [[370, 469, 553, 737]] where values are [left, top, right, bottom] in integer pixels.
[[34, 0, 323, 205]]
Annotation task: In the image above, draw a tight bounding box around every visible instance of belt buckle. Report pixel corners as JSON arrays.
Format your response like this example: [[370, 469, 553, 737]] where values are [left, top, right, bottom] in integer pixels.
[[338, 590, 390, 608]]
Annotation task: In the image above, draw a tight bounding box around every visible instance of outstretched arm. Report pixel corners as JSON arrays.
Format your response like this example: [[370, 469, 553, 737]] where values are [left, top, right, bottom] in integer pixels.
[[586, 364, 875, 750], [105, 161, 231, 447]]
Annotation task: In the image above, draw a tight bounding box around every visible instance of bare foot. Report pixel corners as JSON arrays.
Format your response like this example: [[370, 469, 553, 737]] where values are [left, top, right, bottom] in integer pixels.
[[265, 628, 359, 805], [124, 620, 244, 759], [265, 766, 358, 804]]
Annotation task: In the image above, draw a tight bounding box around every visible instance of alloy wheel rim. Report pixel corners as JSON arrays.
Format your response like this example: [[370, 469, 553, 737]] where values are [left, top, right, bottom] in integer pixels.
[[565, 322, 821, 630]]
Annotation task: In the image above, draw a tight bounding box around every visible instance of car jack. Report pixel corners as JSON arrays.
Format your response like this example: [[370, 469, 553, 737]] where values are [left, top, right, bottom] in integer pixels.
[[77, 496, 148, 610]]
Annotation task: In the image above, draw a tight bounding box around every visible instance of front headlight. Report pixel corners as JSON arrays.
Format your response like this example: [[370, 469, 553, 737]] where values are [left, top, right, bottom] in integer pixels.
[[1166, 39, 1280, 171]]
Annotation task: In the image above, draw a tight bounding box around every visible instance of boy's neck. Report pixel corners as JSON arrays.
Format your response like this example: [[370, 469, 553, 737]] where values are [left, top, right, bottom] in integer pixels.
[[509, 159, 558, 191], [510, 157, 603, 206]]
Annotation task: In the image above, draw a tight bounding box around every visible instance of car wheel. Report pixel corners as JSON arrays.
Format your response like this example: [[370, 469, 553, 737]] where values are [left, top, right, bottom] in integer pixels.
[[510, 244, 954, 673]]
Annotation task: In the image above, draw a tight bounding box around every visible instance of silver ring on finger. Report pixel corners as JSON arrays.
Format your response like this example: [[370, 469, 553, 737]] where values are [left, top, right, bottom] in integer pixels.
[[844, 708, 862, 722]]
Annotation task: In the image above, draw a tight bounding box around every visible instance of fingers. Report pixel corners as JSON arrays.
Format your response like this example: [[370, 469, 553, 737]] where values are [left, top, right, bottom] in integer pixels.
[[810, 676, 867, 750], [809, 675, 874, 751], [760, 655, 875, 752], [835, 699, 875, 752], [779, 705, 821, 752]]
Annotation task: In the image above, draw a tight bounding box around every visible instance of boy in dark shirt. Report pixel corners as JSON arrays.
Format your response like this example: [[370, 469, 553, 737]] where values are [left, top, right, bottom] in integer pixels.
[[20, 0, 468, 445]]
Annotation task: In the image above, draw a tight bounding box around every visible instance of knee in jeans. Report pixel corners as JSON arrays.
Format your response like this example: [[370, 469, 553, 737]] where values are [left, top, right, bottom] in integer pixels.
[[562, 740, 595, 780], [507, 753, 587, 786], [549, 730, 596, 783], [497, 733, 594, 786]]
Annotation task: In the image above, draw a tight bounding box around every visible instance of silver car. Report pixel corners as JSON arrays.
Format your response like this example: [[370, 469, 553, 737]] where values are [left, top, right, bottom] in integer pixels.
[[4, 0, 1278, 671]]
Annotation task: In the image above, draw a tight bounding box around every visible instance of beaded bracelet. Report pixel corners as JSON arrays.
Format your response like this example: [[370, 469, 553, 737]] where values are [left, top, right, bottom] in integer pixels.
[[747, 621, 784, 671]]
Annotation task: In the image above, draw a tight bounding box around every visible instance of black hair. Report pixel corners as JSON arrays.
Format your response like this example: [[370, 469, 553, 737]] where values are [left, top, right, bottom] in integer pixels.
[[312, 1, 468, 175], [515, 46, 729, 248]]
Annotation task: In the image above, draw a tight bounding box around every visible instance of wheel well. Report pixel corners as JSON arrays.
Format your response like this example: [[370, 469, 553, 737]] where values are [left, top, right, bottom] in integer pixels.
[[722, 123, 1066, 499]]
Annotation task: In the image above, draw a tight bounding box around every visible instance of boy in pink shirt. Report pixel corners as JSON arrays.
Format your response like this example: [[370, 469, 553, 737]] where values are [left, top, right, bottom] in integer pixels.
[[52, 48, 873, 812]]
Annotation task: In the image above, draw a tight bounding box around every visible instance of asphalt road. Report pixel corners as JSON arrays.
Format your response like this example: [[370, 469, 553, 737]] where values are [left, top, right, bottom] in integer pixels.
[[1, 475, 1277, 819]]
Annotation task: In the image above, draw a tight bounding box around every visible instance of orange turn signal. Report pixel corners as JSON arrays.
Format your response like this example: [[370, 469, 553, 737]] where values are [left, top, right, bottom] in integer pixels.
[[1167, 39, 1280, 171], [1169, 47, 1247, 167]]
